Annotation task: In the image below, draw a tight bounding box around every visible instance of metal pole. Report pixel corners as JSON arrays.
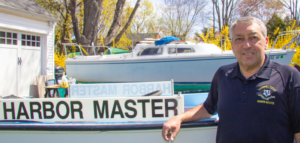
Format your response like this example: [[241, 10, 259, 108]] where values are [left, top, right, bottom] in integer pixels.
[[92, 42, 96, 55], [220, 35, 223, 53], [224, 37, 226, 51], [176, 38, 178, 56]]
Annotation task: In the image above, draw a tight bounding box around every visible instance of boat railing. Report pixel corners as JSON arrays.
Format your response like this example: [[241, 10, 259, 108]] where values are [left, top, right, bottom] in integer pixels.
[[270, 30, 300, 53], [62, 43, 112, 57]]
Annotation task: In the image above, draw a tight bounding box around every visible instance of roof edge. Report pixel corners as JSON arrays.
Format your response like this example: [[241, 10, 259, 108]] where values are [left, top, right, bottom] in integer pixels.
[[0, 4, 59, 22]]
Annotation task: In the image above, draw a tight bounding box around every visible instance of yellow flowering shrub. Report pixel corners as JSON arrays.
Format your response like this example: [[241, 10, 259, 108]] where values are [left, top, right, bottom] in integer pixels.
[[198, 22, 300, 65], [54, 51, 67, 70], [268, 20, 300, 65], [115, 34, 131, 50], [198, 26, 231, 51]]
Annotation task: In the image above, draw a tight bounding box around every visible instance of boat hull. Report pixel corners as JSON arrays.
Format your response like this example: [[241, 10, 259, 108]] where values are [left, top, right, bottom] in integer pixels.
[[0, 121, 217, 143], [66, 51, 295, 84]]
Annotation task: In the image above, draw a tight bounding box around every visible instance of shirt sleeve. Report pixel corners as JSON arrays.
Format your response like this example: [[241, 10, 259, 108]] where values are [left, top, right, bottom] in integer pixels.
[[288, 68, 300, 134], [203, 68, 222, 115]]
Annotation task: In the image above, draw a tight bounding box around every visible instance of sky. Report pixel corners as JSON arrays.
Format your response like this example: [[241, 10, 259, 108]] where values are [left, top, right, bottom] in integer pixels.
[[148, 0, 210, 39], [129, 0, 165, 7], [149, 0, 165, 6], [129, 0, 211, 39]]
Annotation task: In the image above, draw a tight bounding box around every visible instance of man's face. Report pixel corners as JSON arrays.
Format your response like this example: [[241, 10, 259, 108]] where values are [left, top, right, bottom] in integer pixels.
[[231, 22, 268, 69]]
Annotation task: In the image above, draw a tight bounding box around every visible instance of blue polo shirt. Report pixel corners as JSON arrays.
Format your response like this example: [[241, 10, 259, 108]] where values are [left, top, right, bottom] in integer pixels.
[[204, 55, 300, 143]]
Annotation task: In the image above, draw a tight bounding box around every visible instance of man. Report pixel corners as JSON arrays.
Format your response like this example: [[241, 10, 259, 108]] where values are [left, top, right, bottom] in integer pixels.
[[162, 16, 300, 142]]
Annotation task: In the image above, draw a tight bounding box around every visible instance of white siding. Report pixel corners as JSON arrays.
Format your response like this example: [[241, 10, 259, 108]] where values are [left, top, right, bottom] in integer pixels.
[[0, 12, 49, 34]]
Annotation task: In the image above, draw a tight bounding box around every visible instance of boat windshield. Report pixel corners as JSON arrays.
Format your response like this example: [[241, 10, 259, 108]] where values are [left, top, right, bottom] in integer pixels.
[[168, 47, 195, 54], [138, 47, 162, 56]]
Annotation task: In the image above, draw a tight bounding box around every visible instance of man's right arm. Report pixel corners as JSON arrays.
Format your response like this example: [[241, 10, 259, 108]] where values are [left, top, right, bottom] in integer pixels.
[[161, 65, 226, 141], [161, 103, 212, 141]]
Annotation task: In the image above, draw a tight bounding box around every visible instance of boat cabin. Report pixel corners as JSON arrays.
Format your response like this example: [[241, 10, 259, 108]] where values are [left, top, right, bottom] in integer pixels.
[[64, 39, 225, 61], [133, 41, 223, 57]]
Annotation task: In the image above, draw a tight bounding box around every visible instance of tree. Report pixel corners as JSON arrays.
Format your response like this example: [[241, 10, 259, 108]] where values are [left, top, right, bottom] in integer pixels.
[[201, 27, 210, 36], [130, 0, 158, 34], [266, 14, 286, 41], [212, 0, 239, 33], [35, 0, 79, 55], [237, 0, 285, 21], [37, 0, 141, 55], [159, 0, 207, 40], [237, 0, 264, 16], [70, 0, 140, 52], [279, 0, 300, 22], [96, 0, 135, 48], [110, 0, 141, 46], [194, 27, 212, 42], [284, 15, 295, 27], [70, 0, 102, 54]]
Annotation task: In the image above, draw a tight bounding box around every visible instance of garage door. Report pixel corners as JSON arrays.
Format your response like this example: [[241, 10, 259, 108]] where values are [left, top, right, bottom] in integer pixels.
[[0, 47, 17, 96], [0, 30, 41, 97]]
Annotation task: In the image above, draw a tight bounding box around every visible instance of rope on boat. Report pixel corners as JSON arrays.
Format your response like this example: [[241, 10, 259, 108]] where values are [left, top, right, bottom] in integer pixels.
[[79, 43, 89, 56]]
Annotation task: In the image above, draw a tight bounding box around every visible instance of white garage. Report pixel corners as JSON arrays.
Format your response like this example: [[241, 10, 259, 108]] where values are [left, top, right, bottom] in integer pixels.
[[0, 0, 58, 97]]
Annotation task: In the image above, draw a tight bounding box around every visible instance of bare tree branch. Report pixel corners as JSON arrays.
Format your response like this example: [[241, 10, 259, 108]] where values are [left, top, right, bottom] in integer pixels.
[[104, 0, 126, 45], [161, 0, 207, 40], [270, 0, 296, 20], [109, 0, 141, 46], [70, 0, 103, 54]]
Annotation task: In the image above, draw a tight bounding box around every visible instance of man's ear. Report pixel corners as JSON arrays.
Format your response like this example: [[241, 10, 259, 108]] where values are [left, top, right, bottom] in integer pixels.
[[265, 37, 269, 50]]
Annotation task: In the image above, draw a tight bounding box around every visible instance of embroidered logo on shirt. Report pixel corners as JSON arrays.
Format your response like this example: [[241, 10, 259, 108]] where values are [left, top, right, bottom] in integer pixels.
[[263, 89, 271, 97], [257, 85, 276, 105]]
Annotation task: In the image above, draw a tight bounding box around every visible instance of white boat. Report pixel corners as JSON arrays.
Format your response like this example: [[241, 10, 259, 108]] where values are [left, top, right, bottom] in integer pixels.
[[64, 38, 296, 92]]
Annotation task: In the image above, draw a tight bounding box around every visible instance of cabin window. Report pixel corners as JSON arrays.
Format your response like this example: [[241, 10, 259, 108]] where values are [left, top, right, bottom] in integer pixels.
[[168, 47, 195, 54], [0, 31, 18, 45], [139, 47, 162, 56], [21, 34, 41, 47]]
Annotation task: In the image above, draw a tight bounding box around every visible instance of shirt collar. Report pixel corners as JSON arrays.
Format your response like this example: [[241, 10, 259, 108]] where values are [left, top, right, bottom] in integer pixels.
[[230, 55, 273, 80], [230, 63, 239, 79], [256, 55, 273, 79]]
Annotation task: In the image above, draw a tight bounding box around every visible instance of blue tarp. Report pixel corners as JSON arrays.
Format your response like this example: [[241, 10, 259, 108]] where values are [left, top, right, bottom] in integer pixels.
[[154, 36, 181, 46]]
